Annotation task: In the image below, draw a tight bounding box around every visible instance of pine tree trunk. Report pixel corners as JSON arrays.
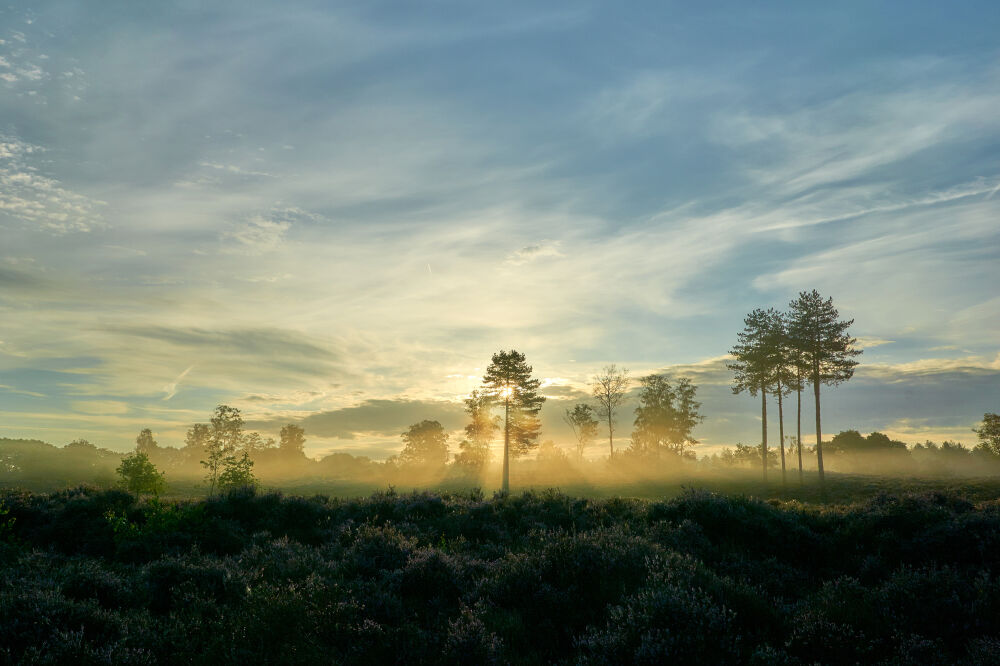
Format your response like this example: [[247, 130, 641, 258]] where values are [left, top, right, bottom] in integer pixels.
[[796, 376, 803, 485], [761, 387, 768, 482], [502, 397, 510, 494], [778, 383, 786, 487], [813, 362, 825, 493]]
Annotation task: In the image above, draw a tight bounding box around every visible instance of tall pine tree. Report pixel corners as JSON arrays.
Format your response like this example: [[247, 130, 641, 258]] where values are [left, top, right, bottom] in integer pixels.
[[728, 308, 778, 481], [481, 350, 545, 493], [787, 290, 862, 491]]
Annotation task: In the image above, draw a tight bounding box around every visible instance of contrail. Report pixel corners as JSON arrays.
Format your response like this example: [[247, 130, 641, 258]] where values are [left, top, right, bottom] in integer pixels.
[[987, 179, 1000, 199], [162, 365, 194, 401]]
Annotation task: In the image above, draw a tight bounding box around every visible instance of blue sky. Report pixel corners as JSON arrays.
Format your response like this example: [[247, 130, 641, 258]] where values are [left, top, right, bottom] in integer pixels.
[[1, 1, 998, 458]]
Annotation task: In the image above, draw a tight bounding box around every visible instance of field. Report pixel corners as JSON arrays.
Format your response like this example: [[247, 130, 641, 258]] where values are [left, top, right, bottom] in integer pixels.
[[3, 477, 1000, 664]]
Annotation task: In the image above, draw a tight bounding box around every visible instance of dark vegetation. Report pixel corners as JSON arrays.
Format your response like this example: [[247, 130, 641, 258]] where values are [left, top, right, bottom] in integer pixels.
[[4, 485, 1000, 664]]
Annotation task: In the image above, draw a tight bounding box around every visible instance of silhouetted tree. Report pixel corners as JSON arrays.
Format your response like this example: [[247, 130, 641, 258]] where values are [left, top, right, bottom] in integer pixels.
[[592, 365, 630, 459], [974, 413, 1000, 457], [787, 290, 862, 491], [482, 350, 545, 493], [135, 428, 158, 455], [399, 420, 450, 466], [563, 403, 599, 459], [629, 374, 703, 458], [279, 424, 307, 458], [728, 308, 777, 481], [218, 451, 257, 490], [116, 450, 165, 497], [454, 390, 498, 473]]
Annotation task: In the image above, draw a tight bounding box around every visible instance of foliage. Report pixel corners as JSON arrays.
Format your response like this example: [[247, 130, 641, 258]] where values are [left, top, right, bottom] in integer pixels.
[[975, 413, 1000, 457], [217, 451, 257, 491], [715, 443, 779, 469], [115, 451, 166, 497], [3, 485, 1000, 663]]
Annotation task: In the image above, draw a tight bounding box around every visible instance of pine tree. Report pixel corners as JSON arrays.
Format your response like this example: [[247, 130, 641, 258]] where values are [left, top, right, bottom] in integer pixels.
[[728, 308, 777, 481], [481, 350, 545, 493], [787, 290, 862, 491]]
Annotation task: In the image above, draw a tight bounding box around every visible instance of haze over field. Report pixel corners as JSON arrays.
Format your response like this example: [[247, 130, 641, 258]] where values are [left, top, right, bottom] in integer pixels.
[[1, 1, 998, 460]]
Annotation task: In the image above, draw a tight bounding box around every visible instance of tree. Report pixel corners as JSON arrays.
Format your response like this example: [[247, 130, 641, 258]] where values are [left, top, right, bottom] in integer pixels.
[[563, 403, 599, 459], [974, 413, 1000, 457], [628, 374, 703, 459], [135, 428, 158, 455], [592, 365, 630, 459], [764, 312, 799, 486], [399, 420, 450, 466], [454, 390, 499, 473], [218, 451, 257, 491], [482, 350, 545, 493], [787, 290, 862, 491], [279, 424, 307, 458], [201, 405, 245, 494], [728, 308, 777, 481], [116, 451, 166, 497], [211, 404, 244, 452], [242, 432, 275, 454]]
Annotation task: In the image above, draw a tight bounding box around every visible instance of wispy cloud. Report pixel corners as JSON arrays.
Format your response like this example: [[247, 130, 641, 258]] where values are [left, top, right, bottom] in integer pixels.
[[162, 365, 194, 401]]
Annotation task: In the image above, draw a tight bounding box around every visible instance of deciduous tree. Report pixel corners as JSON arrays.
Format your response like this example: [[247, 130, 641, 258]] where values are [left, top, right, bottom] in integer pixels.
[[116, 450, 166, 497], [218, 451, 257, 491], [279, 424, 307, 458], [974, 413, 1000, 457], [592, 365, 629, 459], [563, 403, 599, 460], [399, 420, 450, 466], [629, 375, 703, 458], [455, 390, 499, 473], [135, 428, 158, 455]]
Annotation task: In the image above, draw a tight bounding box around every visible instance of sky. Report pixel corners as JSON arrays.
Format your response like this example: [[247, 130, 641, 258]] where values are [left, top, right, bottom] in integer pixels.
[[1, 1, 998, 459]]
